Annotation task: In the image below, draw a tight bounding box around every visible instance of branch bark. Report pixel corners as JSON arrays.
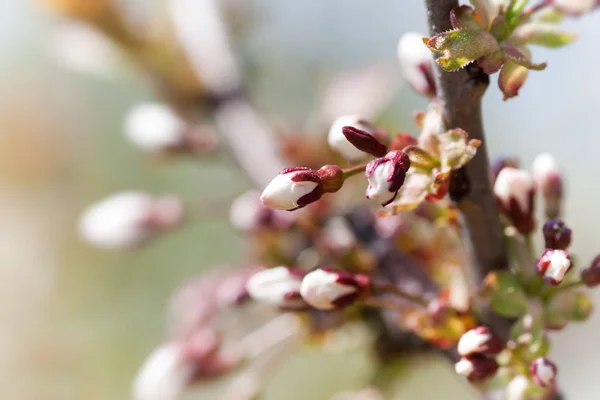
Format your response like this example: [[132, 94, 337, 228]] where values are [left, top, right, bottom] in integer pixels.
[[424, 0, 510, 338]]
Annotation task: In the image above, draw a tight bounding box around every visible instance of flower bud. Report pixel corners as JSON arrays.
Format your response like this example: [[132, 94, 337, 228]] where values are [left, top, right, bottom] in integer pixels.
[[581, 254, 600, 287], [457, 326, 504, 357], [542, 220, 572, 250], [489, 155, 520, 184], [341, 126, 388, 157], [536, 249, 572, 285], [246, 266, 306, 309], [506, 375, 535, 400], [365, 151, 411, 207], [125, 103, 186, 153], [260, 167, 322, 211], [494, 167, 535, 234], [454, 355, 499, 382], [78, 192, 183, 250], [229, 190, 296, 232], [328, 115, 377, 160], [532, 153, 563, 218], [529, 357, 557, 387], [397, 32, 436, 97], [299, 268, 371, 310]]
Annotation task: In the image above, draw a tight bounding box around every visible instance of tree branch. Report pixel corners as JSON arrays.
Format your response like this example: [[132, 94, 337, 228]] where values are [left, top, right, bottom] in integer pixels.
[[424, 0, 510, 338]]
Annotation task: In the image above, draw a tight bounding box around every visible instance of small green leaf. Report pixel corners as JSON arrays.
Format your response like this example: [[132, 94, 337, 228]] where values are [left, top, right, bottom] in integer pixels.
[[503, 44, 547, 70], [425, 29, 500, 72], [499, 59, 528, 100], [506, 0, 530, 25], [514, 23, 577, 48], [544, 290, 593, 329], [404, 146, 440, 171], [450, 5, 482, 30], [485, 271, 529, 317], [536, 9, 565, 23], [511, 312, 544, 343], [490, 15, 512, 41]]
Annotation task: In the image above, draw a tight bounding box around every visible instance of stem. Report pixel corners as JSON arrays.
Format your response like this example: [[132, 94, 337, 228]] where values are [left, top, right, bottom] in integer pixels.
[[425, 0, 510, 338], [372, 282, 430, 307], [542, 280, 584, 299], [343, 164, 367, 180]]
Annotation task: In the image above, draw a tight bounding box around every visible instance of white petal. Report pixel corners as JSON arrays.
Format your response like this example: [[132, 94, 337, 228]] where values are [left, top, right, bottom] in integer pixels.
[[261, 173, 318, 210], [366, 161, 395, 204], [457, 329, 491, 356], [246, 267, 302, 307]]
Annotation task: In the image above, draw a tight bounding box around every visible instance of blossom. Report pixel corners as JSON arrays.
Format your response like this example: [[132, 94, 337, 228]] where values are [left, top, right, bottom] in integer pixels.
[[328, 115, 377, 160], [365, 151, 411, 206], [246, 266, 306, 309], [457, 326, 503, 357], [397, 32, 436, 97], [494, 167, 535, 234], [529, 357, 557, 387], [536, 249, 572, 285], [125, 102, 186, 153], [299, 268, 370, 310]]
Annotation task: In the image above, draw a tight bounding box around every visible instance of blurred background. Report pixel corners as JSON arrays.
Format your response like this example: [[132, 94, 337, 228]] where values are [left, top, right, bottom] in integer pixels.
[[1, 0, 600, 399]]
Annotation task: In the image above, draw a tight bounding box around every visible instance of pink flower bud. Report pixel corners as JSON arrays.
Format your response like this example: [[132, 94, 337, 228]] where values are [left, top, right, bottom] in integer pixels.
[[365, 151, 411, 207], [78, 192, 182, 250], [494, 167, 535, 234], [529, 357, 557, 387], [454, 355, 499, 382], [537, 249, 572, 285], [342, 126, 388, 157], [542, 220, 572, 250], [532, 153, 563, 218], [125, 103, 186, 153], [397, 32, 436, 97], [246, 266, 306, 309], [300, 268, 371, 310], [581, 254, 600, 287], [457, 326, 504, 357], [260, 167, 322, 211], [328, 115, 376, 160], [229, 190, 296, 232]]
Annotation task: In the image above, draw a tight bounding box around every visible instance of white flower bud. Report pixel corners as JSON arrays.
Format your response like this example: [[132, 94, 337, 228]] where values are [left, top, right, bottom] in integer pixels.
[[300, 268, 363, 310], [494, 167, 535, 234], [133, 343, 194, 400], [530, 357, 557, 387], [328, 115, 375, 160], [506, 375, 533, 400], [454, 357, 475, 377], [366, 160, 397, 206], [397, 32, 435, 97], [457, 327, 503, 356], [260, 169, 320, 211], [532, 153, 563, 218], [246, 267, 306, 309], [537, 249, 572, 285], [125, 103, 186, 153], [365, 151, 410, 207]]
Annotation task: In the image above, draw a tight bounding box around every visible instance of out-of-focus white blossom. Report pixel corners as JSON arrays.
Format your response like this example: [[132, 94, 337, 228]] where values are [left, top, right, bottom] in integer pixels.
[[124, 103, 186, 153], [246, 266, 306, 309], [397, 32, 436, 97], [300, 268, 363, 310]]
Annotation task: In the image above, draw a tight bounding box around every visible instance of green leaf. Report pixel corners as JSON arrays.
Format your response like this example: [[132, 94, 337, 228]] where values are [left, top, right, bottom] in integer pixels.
[[425, 29, 500, 72], [499, 59, 528, 100], [490, 15, 512, 41], [544, 290, 593, 329], [450, 5, 483, 30], [514, 23, 577, 48], [503, 44, 547, 70], [484, 271, 529, 317], [536, 9, 565, 23], [437, 129, 481, 170], [506, 0, 530, 25]]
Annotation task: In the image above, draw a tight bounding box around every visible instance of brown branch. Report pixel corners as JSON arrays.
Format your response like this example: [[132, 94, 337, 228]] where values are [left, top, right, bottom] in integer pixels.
[[424, 0, 510, 338]]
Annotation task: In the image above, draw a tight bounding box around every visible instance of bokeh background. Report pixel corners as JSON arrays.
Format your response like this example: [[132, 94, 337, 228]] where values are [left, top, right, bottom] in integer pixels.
[[2, 0, 599, 399]]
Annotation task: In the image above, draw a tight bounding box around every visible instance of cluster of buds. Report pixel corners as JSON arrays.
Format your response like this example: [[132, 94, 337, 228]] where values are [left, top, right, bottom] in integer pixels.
[[78, 191, 183, 250], [365, 150, 411, 207], [455, 327, 502, 382], [536, 220, 573, 285]]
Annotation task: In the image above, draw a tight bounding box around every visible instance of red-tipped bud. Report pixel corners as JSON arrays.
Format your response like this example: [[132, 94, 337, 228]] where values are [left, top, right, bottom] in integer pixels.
[[529, 357, 557, 387], [341, 126, 388, 157], [328, 115, 377, 160], [455, 355, 499, 382], [494, 167, 535, 234], [299, 267, 371, 310], [397, 32, 436, 97], [457, 326, 504, 357], [365, 151, 411, 207], [246, 266, 307, 309], [581, 254, 600, 287], [542, 220, 572, 250], [532, 153, 563, 218], [537, 249, 572, 286]]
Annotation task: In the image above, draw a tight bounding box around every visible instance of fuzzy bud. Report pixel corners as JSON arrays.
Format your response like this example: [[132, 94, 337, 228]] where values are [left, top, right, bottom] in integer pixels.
[[328, 115, 377, 160], [341, 126, 388, 157], [537, 249, 572, 285], [300, 268, 371, 310], [78, 192, 183, 250], [532, 153, 563, 218], [365, 150, 411, 207], [494, 167, 535, 234], [125, 103, 186, 153], [542, 220, 572, 250], [529, 357, 557, 387], [581, 254, 600, 287], [457, 326, 504, 357], [246, 266, 306, 309], [397, 32, 436, 97], [454, 355, 499, 382]]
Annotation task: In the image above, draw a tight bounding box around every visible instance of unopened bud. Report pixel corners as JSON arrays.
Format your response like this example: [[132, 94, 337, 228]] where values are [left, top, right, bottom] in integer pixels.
[[494, 167, 535, 234], [78, 192, 182, 250], [365, 151, 411, 207], [529, 357, 557, 387], [125, 103, 186, 153], [328, 115, 377, 160], [300, 268, 371, 310], [457, 326, 504, 357], [537, 249, 572, 285], [489, 155, 520, 183], [246, 266, 306, 309], [542, 220, 572, 250], [229, 190, 296, 232], [532, 153, 563, 218], [397, 32, 436, 97], [341, 126, 388, 157], [581, 254, 600, 287], [454, 355, 499, 382], [260, 167, 322, 211]]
